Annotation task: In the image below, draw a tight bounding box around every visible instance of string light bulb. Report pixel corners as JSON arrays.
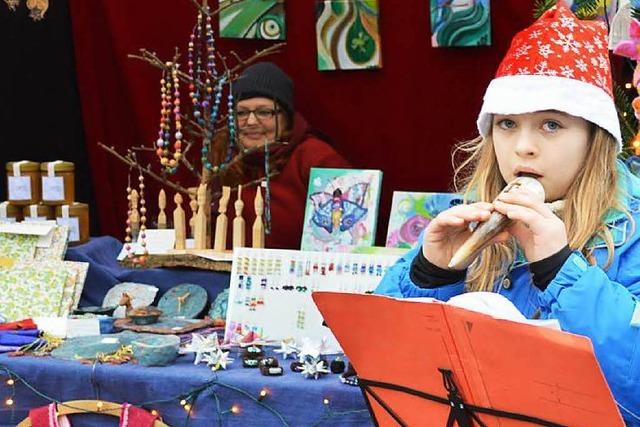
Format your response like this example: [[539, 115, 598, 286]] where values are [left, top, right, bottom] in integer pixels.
[[258, 388, 269, 401], [323, 397, 330, 406], [180, 399, 187, 406], [231, 404, 241, 414], [151, 409, 159, 416], [5, 398, 14, 406], [96, 401, 104, 410], [184, 404, 192, 412], [626, 82, 633, 89], [6, 379, 14, 386]]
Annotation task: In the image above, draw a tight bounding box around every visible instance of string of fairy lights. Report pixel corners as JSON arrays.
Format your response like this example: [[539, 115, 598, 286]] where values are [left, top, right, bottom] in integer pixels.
[[0, 365, 369, 426]]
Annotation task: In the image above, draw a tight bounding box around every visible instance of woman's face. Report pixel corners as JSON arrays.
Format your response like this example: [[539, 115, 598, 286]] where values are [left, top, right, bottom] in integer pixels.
[[492, 111, 591, 202], [236, 97, 288, 149]]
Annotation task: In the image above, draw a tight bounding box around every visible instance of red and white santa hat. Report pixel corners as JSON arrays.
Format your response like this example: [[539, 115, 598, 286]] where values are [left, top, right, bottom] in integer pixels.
[[477, 3, 622, 150]]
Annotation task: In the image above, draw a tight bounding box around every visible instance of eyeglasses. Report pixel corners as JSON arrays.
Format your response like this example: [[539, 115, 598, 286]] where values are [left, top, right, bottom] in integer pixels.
[[236, 108, 281, 121]]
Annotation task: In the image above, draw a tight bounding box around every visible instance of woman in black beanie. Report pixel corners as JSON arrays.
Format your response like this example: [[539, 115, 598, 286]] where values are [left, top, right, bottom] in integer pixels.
[[211, 62, 350, 249]]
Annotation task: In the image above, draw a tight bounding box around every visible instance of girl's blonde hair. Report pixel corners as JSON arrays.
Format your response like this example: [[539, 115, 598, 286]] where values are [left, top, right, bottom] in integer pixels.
[[453, 125, 624, 292]]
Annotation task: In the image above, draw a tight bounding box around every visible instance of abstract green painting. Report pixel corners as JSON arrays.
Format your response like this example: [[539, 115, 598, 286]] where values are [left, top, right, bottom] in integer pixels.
[[430, 0, 491, 47], [219, 0, 286, 40], [316, 0, 382, 71]]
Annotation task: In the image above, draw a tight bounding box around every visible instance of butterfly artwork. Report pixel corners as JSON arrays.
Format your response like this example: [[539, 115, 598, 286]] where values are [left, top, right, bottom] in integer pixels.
[[386, 192, 463, 249], [301, 168, 382, 252]]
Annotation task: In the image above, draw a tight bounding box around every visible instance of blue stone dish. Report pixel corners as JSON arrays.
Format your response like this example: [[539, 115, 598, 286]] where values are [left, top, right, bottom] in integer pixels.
[[132, 335, 181, 367], [129, 307, 163, 325]]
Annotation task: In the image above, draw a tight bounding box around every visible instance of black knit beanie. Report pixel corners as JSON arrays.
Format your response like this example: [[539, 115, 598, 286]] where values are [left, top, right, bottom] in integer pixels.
[[233, 62, 294, 121]]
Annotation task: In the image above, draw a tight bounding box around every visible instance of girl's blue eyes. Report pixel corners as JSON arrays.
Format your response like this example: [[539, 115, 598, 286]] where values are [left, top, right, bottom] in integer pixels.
[[495, 119, 562, 131]]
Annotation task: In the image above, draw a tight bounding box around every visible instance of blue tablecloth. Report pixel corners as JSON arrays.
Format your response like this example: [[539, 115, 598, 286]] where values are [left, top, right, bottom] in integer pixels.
[[65, 236, 230, 308], [0, 350, 372, 426]]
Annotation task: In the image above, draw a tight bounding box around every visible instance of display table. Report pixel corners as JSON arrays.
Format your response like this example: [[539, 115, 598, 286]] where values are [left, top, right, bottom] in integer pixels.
[[65, 236, 230, 308], [0, 350, 372, 426]]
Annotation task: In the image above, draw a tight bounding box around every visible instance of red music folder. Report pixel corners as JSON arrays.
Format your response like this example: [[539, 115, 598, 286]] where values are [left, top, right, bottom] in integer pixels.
[[313, 292, 623, 427]]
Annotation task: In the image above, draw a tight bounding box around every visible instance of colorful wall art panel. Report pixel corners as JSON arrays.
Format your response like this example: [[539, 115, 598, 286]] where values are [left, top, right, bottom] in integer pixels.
[[315, 0, 382, 71], [430, 0, 491, 47], [219, 0, 286, 40], [224, 248, 401, 353], [301, 168, 382, 252], [386, 191, 463, 249]]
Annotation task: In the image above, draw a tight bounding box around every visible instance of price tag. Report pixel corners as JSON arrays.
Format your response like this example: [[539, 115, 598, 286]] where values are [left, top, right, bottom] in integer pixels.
[[42, 176, 65, 201], [57, 217, 80, 242], [8, 176, 31, 200]]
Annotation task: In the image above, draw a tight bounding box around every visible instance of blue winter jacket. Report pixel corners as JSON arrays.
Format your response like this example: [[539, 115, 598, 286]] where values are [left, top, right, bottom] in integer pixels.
[[375, 162, 640, 425]]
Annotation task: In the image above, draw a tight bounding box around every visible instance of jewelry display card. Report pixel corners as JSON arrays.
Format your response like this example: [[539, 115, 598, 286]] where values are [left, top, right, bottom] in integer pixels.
[[0, 265, 68, 321], [224, 247, 401, 353], [301, 167, 383, 252], [386, 192, 463, 249], [219, 0, 286, 40], [430, 0, 491, 47]]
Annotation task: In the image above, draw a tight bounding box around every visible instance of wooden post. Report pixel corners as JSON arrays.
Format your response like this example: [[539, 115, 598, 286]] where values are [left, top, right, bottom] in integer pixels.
[[194, 184, 208, 249], [213, 186, 231, 252], [173, 193, 186, 250], [252, 186, 265, 248], [232, 185, 245, 249], [158, 189, 167, 229]]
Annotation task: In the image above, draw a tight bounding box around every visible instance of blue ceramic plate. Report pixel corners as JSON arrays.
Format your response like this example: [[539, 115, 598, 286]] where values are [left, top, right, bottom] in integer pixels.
[[158, 284, 208, 319]]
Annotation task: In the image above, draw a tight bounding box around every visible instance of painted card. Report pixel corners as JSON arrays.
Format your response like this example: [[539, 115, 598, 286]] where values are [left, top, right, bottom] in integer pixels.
[[316, 0, 382, 71], [0, 266, 67, 321], [430, 0, 491, 47], [219, 0, 286, 40], [301, 168, 382, 252], [224, 247, 401, 353], [386, 192, 463, 249]]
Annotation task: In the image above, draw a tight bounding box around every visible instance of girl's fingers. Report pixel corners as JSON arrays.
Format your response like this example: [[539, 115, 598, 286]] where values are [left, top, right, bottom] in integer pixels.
[[497, 192, 554, 218], [494, 201, 542, 230]]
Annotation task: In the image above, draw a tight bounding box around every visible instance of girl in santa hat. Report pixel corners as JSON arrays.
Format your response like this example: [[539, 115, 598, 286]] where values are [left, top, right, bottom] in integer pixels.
[[376, 3, 640, 424]]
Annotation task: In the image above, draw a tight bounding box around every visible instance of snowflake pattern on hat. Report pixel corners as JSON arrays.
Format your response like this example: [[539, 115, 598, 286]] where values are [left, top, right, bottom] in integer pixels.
[[496, 5, 613, 98]]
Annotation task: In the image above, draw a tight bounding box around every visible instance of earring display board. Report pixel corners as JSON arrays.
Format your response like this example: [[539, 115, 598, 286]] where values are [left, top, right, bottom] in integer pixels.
[[223, 247, 400, 353]]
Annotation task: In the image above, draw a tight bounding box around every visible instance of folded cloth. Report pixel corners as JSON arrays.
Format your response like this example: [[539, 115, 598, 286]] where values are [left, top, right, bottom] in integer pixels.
[[119, 403, 159, 427], [2, 329, 39, 337], [0, 332, 39, 346], [0, 318, 37, 330], [0, 345, 21, 353]]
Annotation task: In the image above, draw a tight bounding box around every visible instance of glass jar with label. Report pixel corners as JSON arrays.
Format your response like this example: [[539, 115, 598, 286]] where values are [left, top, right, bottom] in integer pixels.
[[22, 204, 54, 222], [6, 161, 41, 206], [55, 202, 89, 244], [0, 201, 23, 222], [40, 161, 75, 205]]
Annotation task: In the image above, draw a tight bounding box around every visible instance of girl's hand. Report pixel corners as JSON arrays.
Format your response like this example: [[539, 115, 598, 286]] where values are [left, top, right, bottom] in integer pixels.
[[493, 190, 568, 262], [422, 202, 495, 269]]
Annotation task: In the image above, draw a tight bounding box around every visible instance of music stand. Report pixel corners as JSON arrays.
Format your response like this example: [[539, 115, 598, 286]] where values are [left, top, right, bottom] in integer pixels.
[[313, 292, 623, 427]]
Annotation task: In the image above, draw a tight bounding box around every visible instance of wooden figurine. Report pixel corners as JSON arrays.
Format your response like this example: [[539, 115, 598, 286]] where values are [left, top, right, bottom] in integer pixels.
[[213, 186, 231, 252], [157, 189, 167, 229], [252, 186, 265, 248], [173, 193, 186, 250], [129, 189, 140, 239], [232, 185, 245, 249], [189, 191, 198, 238], [194, 183, 208, 249]]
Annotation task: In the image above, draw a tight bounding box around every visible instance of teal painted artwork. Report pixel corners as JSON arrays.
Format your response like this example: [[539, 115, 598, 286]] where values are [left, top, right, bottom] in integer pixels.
[[219, 0, 286, 40], [316, 0, 382, 71], [430, 0, 491, 47], [385, 191, 463, 249], [301, 168, 382, 252]]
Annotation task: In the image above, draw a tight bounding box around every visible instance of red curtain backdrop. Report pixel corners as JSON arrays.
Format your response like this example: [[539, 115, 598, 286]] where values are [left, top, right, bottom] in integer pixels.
[[68, 0, 532, 244]]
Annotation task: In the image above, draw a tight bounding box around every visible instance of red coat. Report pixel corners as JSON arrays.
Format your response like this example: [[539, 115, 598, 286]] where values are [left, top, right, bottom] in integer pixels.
[[218, 114, 351, 249]]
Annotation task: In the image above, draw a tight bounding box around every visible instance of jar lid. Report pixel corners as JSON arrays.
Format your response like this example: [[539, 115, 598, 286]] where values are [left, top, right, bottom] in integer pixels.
[[6, 161, 40, 173], [22, 204, 52, 216], [40, 161, 75, 173], [55, 202, 88, 216]]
